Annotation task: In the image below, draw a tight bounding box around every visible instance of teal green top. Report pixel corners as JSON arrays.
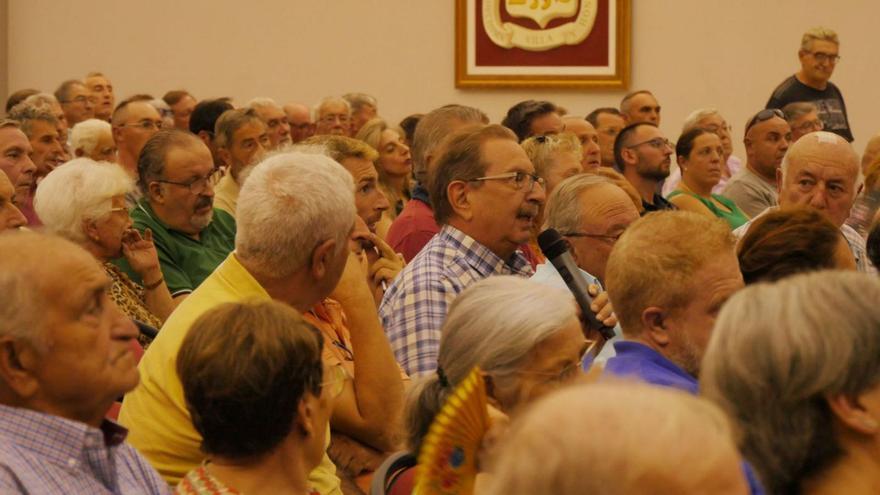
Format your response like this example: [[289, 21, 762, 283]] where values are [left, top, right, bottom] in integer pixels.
[[667, 190, 749, 230], [113, 199, 236, 297]]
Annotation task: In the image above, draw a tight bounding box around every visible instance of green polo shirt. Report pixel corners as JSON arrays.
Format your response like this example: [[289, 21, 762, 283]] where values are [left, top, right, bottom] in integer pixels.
[[114, 200, 236, 297]]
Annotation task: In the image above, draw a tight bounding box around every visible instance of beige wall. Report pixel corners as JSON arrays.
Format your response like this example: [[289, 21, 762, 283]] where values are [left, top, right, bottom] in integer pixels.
[[5, 0, 878, 157]]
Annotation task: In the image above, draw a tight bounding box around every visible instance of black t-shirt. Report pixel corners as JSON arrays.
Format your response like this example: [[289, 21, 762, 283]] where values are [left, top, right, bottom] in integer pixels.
[[766, 75, 854, 142]]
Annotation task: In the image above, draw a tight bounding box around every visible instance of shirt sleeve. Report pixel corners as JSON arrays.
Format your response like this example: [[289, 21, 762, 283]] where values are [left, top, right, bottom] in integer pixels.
[[380, 275, 449, 377]]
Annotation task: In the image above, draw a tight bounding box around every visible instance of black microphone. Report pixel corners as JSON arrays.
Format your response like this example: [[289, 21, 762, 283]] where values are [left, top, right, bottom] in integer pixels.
[[537, 228, 616, 340]]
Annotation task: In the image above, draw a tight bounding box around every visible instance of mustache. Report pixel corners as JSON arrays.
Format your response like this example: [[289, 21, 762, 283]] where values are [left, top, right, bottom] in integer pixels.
[[517, 205, 540, 218], [194, 196, 213, 212]]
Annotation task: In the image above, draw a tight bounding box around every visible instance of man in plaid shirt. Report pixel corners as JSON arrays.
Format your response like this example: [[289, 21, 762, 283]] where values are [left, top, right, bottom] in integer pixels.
[[379, 124, 546, 376]]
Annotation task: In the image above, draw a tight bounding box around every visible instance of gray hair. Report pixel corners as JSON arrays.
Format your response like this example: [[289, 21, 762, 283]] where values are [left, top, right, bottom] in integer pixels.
[[23, 92, 61, 108], [520, 132, 582, 181], [33, 159, 133, 243], [235, 151, 356, 279], [405, 276, 577, 453], [411, 104, 489, 183], [311, 96, 351, 122], [781, 101, 818, 123], [246, 97, 281, 112], [342, 92, 377, 113], [544, 174, 613, 233], [214, 108, 263, 149], [6, 101, 58, 138], [702, 270, 880, 495], [681, 108, 721, 133], [779, 131, 861, 187], [486, 382, 741, 495], [801, 26, 839, 51], [70, 119, 112, 156], [54, 79, 85, 104]]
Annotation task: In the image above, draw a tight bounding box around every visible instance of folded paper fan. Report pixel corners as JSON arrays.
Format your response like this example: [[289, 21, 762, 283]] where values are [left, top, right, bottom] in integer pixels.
[[414, 367, 490, 495]]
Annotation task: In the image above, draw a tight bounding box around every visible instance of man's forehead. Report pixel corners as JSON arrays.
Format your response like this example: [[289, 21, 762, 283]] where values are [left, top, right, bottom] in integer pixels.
[[125, 102, 161, 121], [341, 157, 377, 180], [751, 117, 789, 136], [635, 125, 662, 140], [30, 120, 59, 136], [790, 152, 858, 180], [234, 120, 267, 139], [320, 102, 348, 115], [0, 128, 31, 150], [86, 76, 109, 87], [631, 93, 658, 107], [596, 112, 624, 127], [166, 142, 213, 174]]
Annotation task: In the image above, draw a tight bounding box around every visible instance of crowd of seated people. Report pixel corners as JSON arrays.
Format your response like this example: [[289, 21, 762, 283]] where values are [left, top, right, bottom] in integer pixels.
[[2, 24, 880, 495]]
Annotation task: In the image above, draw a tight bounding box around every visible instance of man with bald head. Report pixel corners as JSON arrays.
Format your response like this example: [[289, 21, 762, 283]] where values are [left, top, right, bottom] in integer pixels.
[[112, 97, 164, 178], [0, 231, 168, 493], [533, 174, 640, 361], [722, 109, 792, 217], [734, 131, 871, 272], [283, 102, 315, 143], [620, 90, 661, 125]]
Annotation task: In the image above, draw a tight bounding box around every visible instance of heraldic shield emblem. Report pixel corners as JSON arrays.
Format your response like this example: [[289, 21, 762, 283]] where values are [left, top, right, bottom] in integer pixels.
[[483, 0, 599, 51]]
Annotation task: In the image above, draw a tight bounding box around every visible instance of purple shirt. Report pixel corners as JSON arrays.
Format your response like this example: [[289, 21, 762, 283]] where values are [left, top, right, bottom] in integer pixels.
[[0, 404, 169, 494], [603, 341, 698, 394]]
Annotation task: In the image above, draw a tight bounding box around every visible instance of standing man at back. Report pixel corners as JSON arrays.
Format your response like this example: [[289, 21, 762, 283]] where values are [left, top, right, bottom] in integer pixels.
[[767, 27, 853, 142]]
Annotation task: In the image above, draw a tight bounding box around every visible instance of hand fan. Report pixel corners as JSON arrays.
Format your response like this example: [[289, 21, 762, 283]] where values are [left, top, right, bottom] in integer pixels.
[[413, 366, 490, 495]]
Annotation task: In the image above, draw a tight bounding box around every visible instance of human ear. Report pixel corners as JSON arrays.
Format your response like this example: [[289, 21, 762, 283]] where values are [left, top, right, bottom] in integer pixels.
[[295, 397, 317, 437], [447, 181, 473, 221], [309, 239, 337, 281], [82, 218, 102, 243], [0, 339, 41, 399], [827, 393, 880, 435], [641, 307, 670, 346]]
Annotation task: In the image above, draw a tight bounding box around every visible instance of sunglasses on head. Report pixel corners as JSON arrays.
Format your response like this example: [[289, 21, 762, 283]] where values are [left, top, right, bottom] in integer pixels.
[[745, 108, 784, 134]]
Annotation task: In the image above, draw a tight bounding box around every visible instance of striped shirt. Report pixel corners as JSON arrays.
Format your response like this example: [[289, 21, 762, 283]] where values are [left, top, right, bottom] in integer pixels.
[[0, 404, 169, 494], [379, 225, 533, 376]]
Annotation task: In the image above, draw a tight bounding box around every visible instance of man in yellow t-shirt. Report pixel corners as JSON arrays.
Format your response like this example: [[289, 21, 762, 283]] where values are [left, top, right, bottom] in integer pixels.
[[119, 150, 359, 494]]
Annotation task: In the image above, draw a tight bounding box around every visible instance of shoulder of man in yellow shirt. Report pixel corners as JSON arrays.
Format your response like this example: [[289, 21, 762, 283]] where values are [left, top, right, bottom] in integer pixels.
[[119, 253, 343, 495]]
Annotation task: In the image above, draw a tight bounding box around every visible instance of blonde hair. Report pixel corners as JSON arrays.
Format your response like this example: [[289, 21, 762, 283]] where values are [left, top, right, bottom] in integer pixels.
[[801, 26, 839, 50], [486, 382, 743, 495], [605, 211, 735, 334], [520, 132, 582, 182], [355, 118, 410, 212]]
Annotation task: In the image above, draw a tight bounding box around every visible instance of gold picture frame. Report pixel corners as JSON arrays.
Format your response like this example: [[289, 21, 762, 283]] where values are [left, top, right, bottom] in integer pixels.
[[455, 0, 631, 89]]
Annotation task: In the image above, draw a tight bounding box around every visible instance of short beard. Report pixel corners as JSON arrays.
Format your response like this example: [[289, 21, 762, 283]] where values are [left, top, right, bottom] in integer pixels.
[[190, 208, 214, 231]]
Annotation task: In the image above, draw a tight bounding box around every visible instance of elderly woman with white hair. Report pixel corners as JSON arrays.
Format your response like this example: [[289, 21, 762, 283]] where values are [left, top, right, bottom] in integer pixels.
[[702, 270, 880, 495], [663, 108, 742, 196], [486, 382, 749, 495], [33, 159, 175, 344], [70, 118, 117, 162], [406, 276, 589, 456]]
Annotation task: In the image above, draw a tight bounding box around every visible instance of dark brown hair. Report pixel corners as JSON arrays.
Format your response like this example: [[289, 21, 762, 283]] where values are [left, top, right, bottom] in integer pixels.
[[738, 208, 842, 284]]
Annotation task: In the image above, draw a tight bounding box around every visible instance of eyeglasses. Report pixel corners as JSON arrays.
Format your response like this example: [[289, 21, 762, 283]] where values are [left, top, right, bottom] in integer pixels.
[[562, 230, 625, 244], [321, 363, 351, 399], [515, 339, 597, 385], [154, 169, 221, 194], [795, 119, 824, 133], [702, 123, 733, 134], [626, 137, 673, 150], [118, 120, 164, 131], [469, 171, 545, 192], [745, 108, 785, 134], [61, 95, 96, 105], [804, 50, 841, 64], [319, 114, 350, 125]]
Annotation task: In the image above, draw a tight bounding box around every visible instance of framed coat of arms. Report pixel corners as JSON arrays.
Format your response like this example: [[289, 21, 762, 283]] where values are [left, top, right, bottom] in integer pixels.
[[455, 0, 631, 88]]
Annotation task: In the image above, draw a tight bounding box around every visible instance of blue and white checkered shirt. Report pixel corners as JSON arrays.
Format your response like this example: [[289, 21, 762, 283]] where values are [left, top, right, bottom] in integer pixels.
[[379, 225, 533, 377], [0, 404, 169, 494]]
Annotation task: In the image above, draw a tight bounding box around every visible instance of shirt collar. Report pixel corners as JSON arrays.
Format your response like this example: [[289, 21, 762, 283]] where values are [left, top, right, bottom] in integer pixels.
[[611, 341, 698, 391], [439, 225, 533, 277], [214, 252, 272, 300], [411, 183, 430, 204], [0, 404, 127, 467]]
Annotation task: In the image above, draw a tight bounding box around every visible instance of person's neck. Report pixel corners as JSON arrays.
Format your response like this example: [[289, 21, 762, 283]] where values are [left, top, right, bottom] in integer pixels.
[[680, 176, 713, 198], [118, 151, 138, 178], [746, 161, 777, 184], [149, 201, 202, 240], [384, 174, 409, 197], [624, 169, 658, 204], [207, 448, 310, 495], [796, 70, 829, 91], [447, 219, 517, 262], [2, 393, 113, 429], [81, 240, 111, 264], [802, 447, 880, 495], [238, 254, 317, 313]]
